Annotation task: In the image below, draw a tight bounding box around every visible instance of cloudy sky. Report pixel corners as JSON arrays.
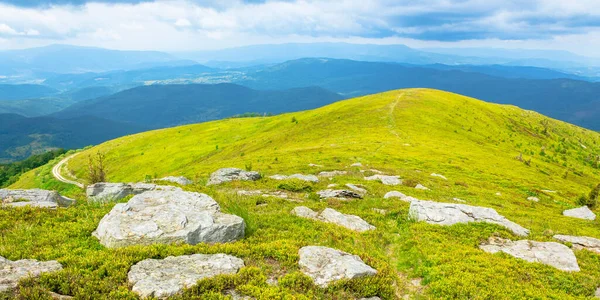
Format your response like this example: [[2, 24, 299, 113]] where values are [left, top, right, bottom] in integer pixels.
[[0, 0, 599, 56]]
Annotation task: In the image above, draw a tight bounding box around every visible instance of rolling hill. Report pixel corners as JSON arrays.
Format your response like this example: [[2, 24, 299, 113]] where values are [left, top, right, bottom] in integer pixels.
[[53, 83, 344, 128], [8, 89, 600, 298], [0, 84, 59, 101]]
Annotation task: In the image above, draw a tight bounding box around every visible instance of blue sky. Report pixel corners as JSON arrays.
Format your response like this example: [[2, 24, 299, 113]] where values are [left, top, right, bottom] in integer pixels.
[[0, 0, 599, 56]]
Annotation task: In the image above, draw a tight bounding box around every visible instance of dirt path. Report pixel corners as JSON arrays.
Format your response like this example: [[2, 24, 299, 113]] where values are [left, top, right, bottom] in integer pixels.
[[52, 153, 85, 189]]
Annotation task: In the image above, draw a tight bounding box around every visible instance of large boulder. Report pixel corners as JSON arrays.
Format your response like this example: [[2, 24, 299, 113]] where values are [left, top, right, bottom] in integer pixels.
[[409, 200, 529, 236], [207, 168, 261, 185], [269, 174, 319, 183], [480, 237, 580, 272], [0, 256, 63, 293], [317, 189, 363, 200], [292, 206, 375, 232], [128, 254, 244, 299], [563, 206, 596, 221], [93, 191, 245, 248], [86, 183, 181, 202], [0, 189, 74, 208], [364, 175, 402, 186], [298, 246, 377, 287], [554, 235, 600, 254], [157, 176, 193, 186]]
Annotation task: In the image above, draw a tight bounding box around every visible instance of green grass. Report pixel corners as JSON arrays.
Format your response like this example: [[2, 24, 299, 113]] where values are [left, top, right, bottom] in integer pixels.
[[6, 88, 600, 299]]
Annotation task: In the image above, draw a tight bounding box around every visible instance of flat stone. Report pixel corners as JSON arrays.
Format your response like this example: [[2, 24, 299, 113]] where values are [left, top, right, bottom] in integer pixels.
[[351, 163, 363, 167], [157, 176, 193, 185], [291, 206, 319, 219], [554, 235, 600, 254], [0, 256, 63, 293], [128, 254, 244, 299], [563, 206, 596, 220], [415, 184, 429, 190], [345, 184, 367, 195], [298, 246, 377, 287], [364, 175, 401, 186], [269, 174, 319, 183], [480, 237, 580, 272], [292, 207, 375, 232], [207, 168, 261, 185], [93, 191, 245, 248], [318, 171, 347, 178], [430, 173, 447, 180], [383, 191, 418, 202], [0, 189, 74, 208], [86, 182, 181, 202], [527, 196, 540, 202], [317, 189, 363, 199], [409, 200, 529, 236]]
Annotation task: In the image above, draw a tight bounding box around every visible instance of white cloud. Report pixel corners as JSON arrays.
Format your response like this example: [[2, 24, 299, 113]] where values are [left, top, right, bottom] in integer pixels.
[[0, 24, 18, 35], [174, 18, 191, 27]]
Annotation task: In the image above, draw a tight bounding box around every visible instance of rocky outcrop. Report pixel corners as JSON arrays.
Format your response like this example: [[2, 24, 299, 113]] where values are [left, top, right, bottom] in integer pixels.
[[317, 189, 363, 200], [383, 191, 418, 202], [269, 174, 319, 182], [480, 237, 580, 272], [554, 235, 600, 254], [318, 171, 347, 178], [0, 189, 74, 208], [292, 206, 375, 232], [86, 182, 181, 202], [364, 175, 401, 186], [0, 256, 63, 293], [128, 254, 244, 299], [93, 191, 245, 248], [563, 206, 596, 221], [157, 176, 193, 185], [298, 246, 377, 287], [207, 168, 261, 185], [409, 200, 529, 236]]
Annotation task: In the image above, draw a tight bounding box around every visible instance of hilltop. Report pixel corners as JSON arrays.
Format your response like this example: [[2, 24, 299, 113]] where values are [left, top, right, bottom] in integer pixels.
[[5, 89, 600, 299]]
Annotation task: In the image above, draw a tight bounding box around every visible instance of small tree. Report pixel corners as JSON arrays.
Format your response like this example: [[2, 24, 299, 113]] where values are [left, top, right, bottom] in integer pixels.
[[87, 152, 107, 184], [588, 183, 600, 208]]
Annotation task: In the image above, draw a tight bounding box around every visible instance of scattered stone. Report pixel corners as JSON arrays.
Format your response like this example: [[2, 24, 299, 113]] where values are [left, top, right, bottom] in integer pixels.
[[156, 176, 193, 185], [317, 189, 363, 200], [345, 184, 367, 195], [327, 184, 338, 188], [298, 246, 377, 287], [86, 182, 181, 202], [269, 174, 319, 183], [383, 191, 418, 202], [554, 235, 600, 254], [409, 200, 529, 236], [0, 189, 74, 208], [207, 168, 261, 185], [430, 173, 447, 180], [128, 254, 244, 299], [452, 198, 467, 203], [93, 191, 245, 248], [527, 196, 540, 202], [480, 237, 580, 272], [563, 206, 596, 221], [372, 208, 386, 215], [318, 171, 347, 178], [292, 207, 375, 232], [364, 175, 402, 186], [415, 184, 429, 190], [351, 162, 363, 167], [0, 256, 63, 293]]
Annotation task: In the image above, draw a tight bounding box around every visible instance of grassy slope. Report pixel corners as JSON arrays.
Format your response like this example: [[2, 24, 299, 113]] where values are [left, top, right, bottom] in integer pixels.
[[6, 88, 600, 299]]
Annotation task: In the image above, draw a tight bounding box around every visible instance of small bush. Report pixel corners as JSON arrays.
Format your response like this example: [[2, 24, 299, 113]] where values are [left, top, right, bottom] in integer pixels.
[[87, 152, 107, 184]]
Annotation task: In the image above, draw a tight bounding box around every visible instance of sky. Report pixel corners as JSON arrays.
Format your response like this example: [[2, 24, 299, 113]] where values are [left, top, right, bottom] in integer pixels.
[[0, 0, 599, 56]]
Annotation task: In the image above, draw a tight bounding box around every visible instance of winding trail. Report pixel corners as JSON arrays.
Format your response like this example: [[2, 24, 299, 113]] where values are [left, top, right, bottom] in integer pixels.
[[52, 153, 85, 189]]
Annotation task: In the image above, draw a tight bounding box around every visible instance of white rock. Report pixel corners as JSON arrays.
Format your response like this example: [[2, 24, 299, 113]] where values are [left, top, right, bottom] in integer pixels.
[[269, 174, 319, 183], [86, 182, 181, 202], [351, 163, 363, 167], [207, 168, 261, 185], [383, 191, 418, 202], [0, 189, 74, 208], [319, 208, 375, 232], [430, 173, 447, 180], [298, 246, 377, 287], [415, 184, 429, 190], [327, 184, 338, 188], [93, 191, 245, 248], [291, 206, 319, 219], [318, 171, 347, 178], [317, 189, 362, 199], [527, 196, 540, 202], [0, 256, 63, 293], [596, 287, 600, 298], [495, 192, 502, 196], [157, 176, 193, 185], [554, 235, 600, 254], [364, 175, 402, 186], [409, 200, 529, 236], [345, 184, 367, 195], [128, 254, 244, 299], [480, 237, 580, 272], [563, 206, 596, 220]]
